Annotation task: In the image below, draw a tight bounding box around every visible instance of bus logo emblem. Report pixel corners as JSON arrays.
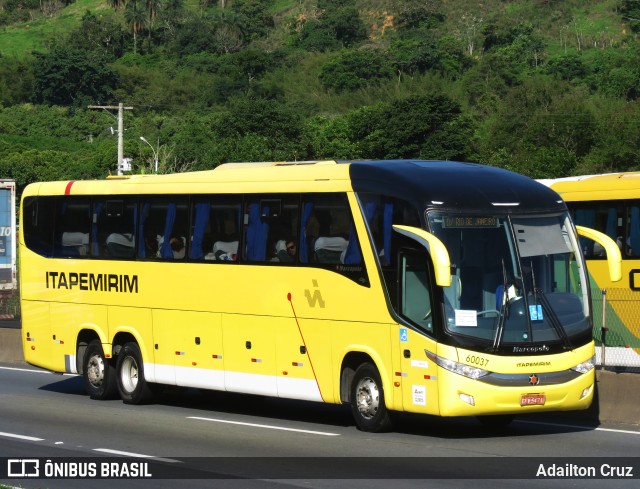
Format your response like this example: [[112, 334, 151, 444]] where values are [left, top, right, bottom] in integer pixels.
[[529, 374, 540, 385], [304, 280, 325, 308]]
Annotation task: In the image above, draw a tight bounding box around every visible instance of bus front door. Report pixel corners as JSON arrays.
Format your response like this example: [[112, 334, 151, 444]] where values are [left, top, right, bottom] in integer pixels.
[[397, 249, 440, 415]]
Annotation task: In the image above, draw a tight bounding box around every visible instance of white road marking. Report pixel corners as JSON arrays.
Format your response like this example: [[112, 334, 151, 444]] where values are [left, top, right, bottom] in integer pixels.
[[188, 416, 340, 436], [93, 448, 180, 464], [518, 420, 640, 435], [0, 365, 77, 376], [0, 431, 45, 441]]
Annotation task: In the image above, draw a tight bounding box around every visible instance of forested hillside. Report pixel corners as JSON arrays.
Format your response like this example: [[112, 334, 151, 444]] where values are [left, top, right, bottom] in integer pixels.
[[1, 0, 640, 194]]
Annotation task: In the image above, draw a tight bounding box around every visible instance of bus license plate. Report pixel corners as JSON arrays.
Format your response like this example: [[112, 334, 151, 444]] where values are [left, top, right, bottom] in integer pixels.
[[521, 394, 545, 406]]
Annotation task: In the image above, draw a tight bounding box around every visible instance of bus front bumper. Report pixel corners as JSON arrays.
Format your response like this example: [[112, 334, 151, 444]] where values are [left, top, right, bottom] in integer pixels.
[[437, 367, 595, 417]]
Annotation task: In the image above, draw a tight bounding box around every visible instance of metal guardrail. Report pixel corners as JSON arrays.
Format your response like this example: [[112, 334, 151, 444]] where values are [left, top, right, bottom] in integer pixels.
[[591, 288, 640, 369]]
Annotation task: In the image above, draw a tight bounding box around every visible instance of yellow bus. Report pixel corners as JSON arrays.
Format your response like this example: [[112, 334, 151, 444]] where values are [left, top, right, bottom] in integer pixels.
[[543, 173, 640, 368], [20, 160, 621, 432]]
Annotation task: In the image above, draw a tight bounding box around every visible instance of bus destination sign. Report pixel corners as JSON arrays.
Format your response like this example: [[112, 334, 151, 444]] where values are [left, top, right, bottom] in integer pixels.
[[443, 216, 499, 228]]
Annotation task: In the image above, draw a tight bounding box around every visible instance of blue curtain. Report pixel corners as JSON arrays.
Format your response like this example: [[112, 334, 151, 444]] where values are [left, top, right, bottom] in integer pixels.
[[246, 203, 269, 261], [606, 208, 617, 240], [299, 202, 314, 263], [138, 203, 150, 258], [383, 202, 394, 266], [189, 203, 210, 259], [575, 208, 596, 256], [344, 223, 362, 265], [91, 202, 103, 256], [160, 203, 177, 259]]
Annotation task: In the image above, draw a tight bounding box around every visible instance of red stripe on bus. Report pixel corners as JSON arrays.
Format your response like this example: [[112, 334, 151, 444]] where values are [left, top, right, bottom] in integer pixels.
[[64, 181, 75, 195]]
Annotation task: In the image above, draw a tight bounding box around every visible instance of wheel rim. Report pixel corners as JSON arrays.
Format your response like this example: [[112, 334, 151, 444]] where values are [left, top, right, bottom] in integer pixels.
[[86, 354, 104, 388], [355, 376, 379, 419], [120, 355, 139, 394]]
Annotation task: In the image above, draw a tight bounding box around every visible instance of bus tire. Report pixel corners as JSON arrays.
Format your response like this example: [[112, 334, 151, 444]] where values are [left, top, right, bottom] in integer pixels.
[[83, 339, 117, 400], [116, 342, 154, 405], [476, 414, 515, 428], [350, 362, 394, 433]]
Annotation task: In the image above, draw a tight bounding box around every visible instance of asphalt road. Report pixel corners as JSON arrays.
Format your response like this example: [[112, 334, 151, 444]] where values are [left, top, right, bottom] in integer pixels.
[[0, 363, 638, 489]]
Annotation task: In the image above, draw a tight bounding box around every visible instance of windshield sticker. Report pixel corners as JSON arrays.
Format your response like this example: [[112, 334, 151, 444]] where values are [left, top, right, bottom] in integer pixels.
[[529, 304, 544, 321], [455, 310, 478, 327], [413, 385, 426, 406]]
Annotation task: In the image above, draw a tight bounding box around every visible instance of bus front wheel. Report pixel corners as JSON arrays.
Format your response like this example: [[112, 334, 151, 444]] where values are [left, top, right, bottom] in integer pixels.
[[83, 339, 117, 400], [116, 342, 154, 405], [350, 362, 394, 433]]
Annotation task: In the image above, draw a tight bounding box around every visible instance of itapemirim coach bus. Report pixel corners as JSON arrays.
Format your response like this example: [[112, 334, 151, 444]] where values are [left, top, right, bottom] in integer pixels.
[[20, 160, 621, 432], [543, 172, 640, 368]]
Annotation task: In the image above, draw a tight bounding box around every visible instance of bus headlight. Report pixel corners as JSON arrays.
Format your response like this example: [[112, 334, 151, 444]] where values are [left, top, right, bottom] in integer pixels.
[[426, 351, 489, 380], [571, 355, 595, 374]]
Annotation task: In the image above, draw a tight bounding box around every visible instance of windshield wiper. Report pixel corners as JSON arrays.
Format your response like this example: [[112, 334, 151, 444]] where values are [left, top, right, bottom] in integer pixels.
[[491, 259, 508, 352], [530, 264, 573, 350]]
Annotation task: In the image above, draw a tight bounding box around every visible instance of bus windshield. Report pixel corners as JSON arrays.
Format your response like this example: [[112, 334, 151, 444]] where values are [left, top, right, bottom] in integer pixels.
[[427, 212, 590, 349]]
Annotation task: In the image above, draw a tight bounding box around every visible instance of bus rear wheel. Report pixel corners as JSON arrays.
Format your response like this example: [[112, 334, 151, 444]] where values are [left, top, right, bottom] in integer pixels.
[[83, 339, 117, 400], [116, 342, 154, 405], [350, 362, 394, 433]]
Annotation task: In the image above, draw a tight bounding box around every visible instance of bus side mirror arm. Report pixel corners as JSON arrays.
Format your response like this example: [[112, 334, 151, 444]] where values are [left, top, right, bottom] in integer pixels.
[[392, 225, 451, 287], [575, 225, 622, 282]]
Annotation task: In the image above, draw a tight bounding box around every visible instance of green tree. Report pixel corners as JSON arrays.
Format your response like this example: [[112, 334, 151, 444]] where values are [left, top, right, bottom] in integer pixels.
[[31, 47, 118, 107], [213, 98, 309, 161], [297, 3, 367, 51], [211, 9, 246, 54], [578, 97, 640, 173], [393, 2, 445, 31], [0, 149, 97, 193], [145, 0, 162, 51], [125, 0, 146, 54], [169, 15, 218, 56], [67, 11, 126, 60], [620, 0, 640, 33], [0, 57, 33, 106], [389, 37, 440, 80], [231, 0, 274, 42], [347, 95, 471, 159], [107, 0, 126, 10], [304, 115, 361, 159], [319, 50, 393, 92], [544, 53, 587, 82], [297, 20, 341, 52]]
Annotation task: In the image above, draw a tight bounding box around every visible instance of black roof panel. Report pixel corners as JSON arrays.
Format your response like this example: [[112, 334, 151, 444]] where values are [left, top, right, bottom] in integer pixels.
[[349, 160, 566, 214]]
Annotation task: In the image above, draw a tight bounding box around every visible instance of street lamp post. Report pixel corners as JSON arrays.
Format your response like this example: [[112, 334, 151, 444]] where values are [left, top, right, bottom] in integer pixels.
[[140, 136, 159, 173]]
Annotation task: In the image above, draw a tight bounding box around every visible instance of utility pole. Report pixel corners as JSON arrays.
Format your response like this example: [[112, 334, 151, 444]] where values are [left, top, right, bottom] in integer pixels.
[[88, 103, 134, 175]]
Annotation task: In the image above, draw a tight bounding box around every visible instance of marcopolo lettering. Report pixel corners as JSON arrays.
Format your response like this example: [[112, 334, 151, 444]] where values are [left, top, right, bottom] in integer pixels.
[[45, 271, 138, 293]]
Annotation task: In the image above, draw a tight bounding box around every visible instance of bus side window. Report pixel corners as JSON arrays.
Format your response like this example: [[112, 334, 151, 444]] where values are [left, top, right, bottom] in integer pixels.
[[302, 193, 360, 265], [190, 197, 241, 261], [573, 205, 622, 258], [93, 199, 136, 259], [357, 193, 421, 267], [138, 198, 188, 260], [398, 249, 433, 335], [300, 193, 369, 286], [23, 196, 56, 257], [54, 197, 91, 258], [244, 195, 299, 263]]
